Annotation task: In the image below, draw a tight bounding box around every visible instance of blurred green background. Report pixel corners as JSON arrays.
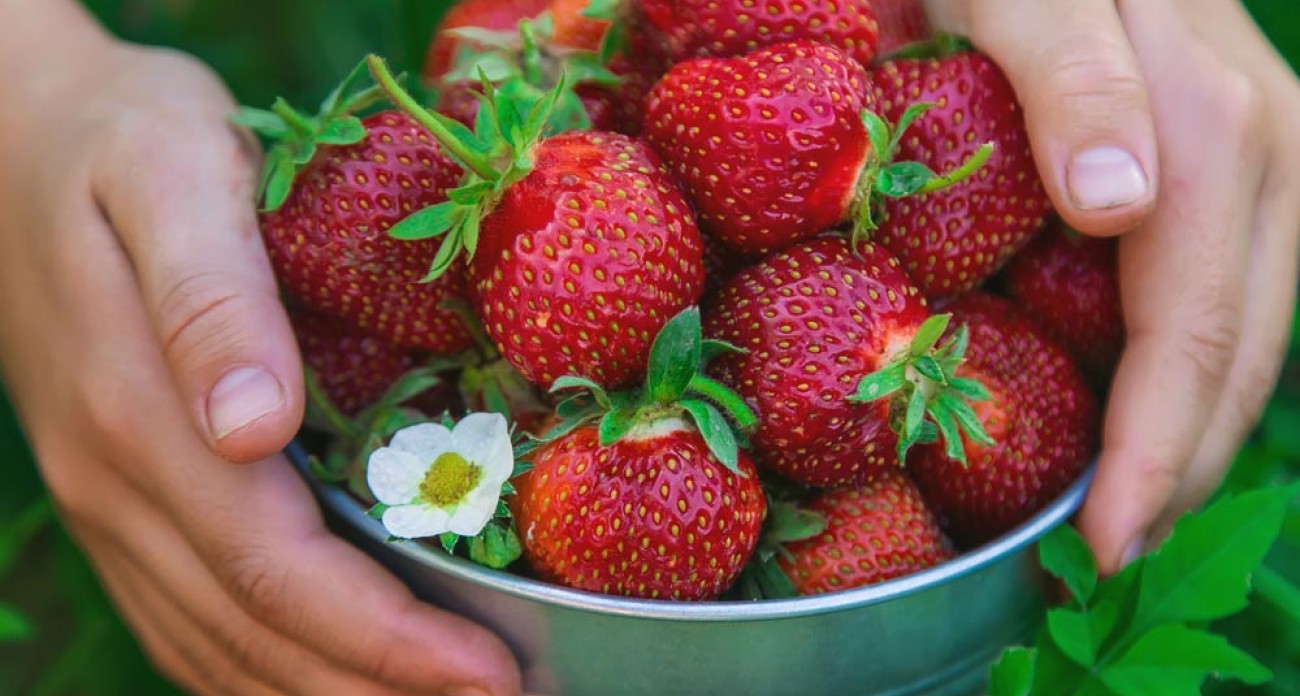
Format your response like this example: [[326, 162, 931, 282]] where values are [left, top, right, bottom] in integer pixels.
[[1, 1, 1299, 694]]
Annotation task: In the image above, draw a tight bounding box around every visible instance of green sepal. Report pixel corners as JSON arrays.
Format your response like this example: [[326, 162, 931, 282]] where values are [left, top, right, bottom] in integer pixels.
[[850, 361, 907, 402], [598, 407, 639, 446], [389, 201, 466, 241], [366, 503, 391, 520], [765, 499, 828, 545], [468, 521, 523, 569], [861, 111, 891, 167], [912, 355, 945, 384], [647, 307, 702, 404], [259, 150, 297, 213], [551, 375, 613, 409], [316, 116, 367, 145], [701, 338, 746, 365], [582, 0, 622, 20], [876, 161, 942, 198], [681, 398, 742, 475], [230, 107, 291, 138], [439, 532, 460, 554], [888, 102, 934, 155], [909, 314, 952, 356]]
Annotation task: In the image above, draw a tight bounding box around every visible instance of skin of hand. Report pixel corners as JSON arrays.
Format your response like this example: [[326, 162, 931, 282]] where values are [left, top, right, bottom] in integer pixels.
[[924, 0, 1300, 573], [0, 2, 520, 694]]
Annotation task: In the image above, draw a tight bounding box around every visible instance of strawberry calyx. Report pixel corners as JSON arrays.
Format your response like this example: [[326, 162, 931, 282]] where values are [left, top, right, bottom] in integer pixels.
[[848, 313, 996, 465], [440, 15, 622, 132], [368, 53, 565, 281], [520, 307, 760, 474], [878, 32, 975, 63], [304, 361, 454, 498], [852, 103, 994, 235], [233, 58, 388, 212], [735, 494, 827, 600]]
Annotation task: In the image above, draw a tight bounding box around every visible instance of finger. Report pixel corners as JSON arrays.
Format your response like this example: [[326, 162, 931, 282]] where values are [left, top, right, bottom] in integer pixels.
[[186, 459, 522, 696], [1077, 0, 1261, 573], [91, 90, 302, 464], [96, 554, 286, 696], [1169, 154, 1300, 522], [962, 0, 1157, 235], [76, 454, 413, 696]]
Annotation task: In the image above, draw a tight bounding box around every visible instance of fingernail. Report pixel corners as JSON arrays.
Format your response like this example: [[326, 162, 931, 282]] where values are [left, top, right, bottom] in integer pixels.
[[1119, 535, 1146, 568], [207, 366, 285, 439], [1067, 146, 1148, 210]]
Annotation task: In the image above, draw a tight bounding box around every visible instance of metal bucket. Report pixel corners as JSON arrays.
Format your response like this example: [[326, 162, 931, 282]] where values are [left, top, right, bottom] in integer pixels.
[[294, 445, 1089, 696]]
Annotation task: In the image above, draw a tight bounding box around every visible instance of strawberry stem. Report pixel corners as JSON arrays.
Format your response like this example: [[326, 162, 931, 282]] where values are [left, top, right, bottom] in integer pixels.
[[519, 19, 546, 86], [366, 54, 500, 181], [917, 143, 994, 193], [271, 98, 313, 138], [305, 368, 364, 443]]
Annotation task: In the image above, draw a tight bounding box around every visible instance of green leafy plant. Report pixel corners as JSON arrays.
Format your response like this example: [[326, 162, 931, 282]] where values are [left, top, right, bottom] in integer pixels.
[[990, 484, 1300, 695]]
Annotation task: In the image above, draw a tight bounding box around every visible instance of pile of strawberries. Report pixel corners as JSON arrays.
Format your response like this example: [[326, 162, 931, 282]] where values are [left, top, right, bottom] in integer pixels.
[[242, 0, 1124, 602]]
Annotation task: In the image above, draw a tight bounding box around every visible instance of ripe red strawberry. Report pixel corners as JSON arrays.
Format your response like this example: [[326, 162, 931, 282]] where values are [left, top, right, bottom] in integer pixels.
[[778, 471, 952, 595], [1003, 222, 1123, 387], [292, 309, 416, 416], [550, 0, 610, 50], [873, 0, 930, 55], [645, 41, 988, 256], [910, 293, 1097, 544], [645, 42, 870, 254], [425, 0, 549, 78], [514, 419, 764, 599], [704, 236, 993, 487], [512, 308, 767, 600], [869, 49, 1052, 299], [255, 111, 475, 354], [628, 0, 880, 69], [370, 58, 704, 390]]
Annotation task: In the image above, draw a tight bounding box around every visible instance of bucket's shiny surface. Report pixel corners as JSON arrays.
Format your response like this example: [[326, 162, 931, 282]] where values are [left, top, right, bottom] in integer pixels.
[[294, 446, 1089, 696]]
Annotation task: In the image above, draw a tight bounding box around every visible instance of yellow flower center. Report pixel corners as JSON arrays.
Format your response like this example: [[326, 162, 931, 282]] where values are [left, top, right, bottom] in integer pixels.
[[419, 452, 482, 507]]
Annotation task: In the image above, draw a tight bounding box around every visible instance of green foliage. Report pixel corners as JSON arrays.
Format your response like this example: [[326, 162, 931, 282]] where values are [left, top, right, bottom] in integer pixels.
[[991, 486, 1298, 695]]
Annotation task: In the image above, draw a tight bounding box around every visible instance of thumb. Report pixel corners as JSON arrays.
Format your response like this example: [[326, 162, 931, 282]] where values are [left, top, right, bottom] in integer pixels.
[[959, 0, 1159, 236], [95, 118, 303, 463]]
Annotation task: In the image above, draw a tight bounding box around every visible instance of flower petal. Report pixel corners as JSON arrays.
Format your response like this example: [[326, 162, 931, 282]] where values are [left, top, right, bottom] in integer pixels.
[[446, 501, 495, 536], [382, 504, 451, 539], [366, 448, 427, 505], [451, 412, 514, 485], [390, 422, 453, 457]]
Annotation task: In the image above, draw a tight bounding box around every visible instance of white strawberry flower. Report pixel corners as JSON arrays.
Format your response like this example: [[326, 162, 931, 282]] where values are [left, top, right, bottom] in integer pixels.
[[366, 413, 514, 539]]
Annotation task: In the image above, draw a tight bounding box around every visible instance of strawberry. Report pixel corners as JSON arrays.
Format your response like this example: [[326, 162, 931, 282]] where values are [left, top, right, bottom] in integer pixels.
[[370, 57, 704, 390], [626, 0, 880, 69], [236, 67, 477, 354], [292, 308, 416, 416], [869, 45, 1052, 299], [777, 471, 952, 595], [513, 308, 767, 600], [703, 236, 994, 487], [873, 0, 931, 56], [700, 233, 755, 302], [1003, 221, 1123, 387], [909, 293, 1097, 544], [426, 0, 550, 78], [644, 41, 990, 255]]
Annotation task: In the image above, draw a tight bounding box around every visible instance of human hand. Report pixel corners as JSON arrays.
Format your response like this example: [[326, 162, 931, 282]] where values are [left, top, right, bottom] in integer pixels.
[[0, 7, 520, 695], [924, 0, 1300, 573]]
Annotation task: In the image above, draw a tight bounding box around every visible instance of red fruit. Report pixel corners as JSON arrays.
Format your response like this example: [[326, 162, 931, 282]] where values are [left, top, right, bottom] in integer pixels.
[[260, 112, 474, 354], [1003, 222, 1123, 387], [550, 0, 609, 50], [425, 0, 549, 78], [873, 0, 930, 55], [778, 471, 952, 595], [869, 51, 1052, 299], [512, 418, 766, 600], [645, 42, 873, 254], [910, 294, 1097, 544], [471, 130, 705, 389], [700, 233, 755, 302], [631, 0, 879, 69], [292, 309, 416, 416], [704, 237, 929, 487]]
